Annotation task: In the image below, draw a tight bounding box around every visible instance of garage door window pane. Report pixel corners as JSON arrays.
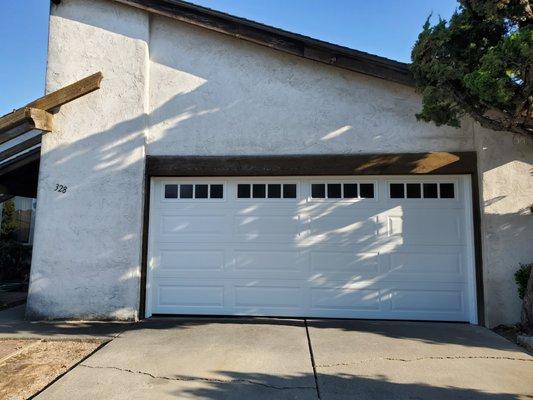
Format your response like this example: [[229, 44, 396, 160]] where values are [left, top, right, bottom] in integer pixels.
[[406, 183, 421, 198], [423, 183, 438, 198], [440, 183, 455, 198], [164, 184, 178, 199], [360, 183, 374, 198], [390, 183, 404, 198], [268, 184, 281, 198], [180, 184, 193, 199], [195, 184, 208, 199], [283, 184, 297, 198], [327, 184, 342, 198], [252, 184, 266, 198], [210, 184, 224, 199], [238, 184, 251, 198], [343, 184, 358, 198], [311, 184, 326, 198]]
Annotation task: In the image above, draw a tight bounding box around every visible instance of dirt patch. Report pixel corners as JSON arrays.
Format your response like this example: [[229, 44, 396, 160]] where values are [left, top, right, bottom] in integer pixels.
[[0, 340, 36, 362], [0, 339, 103, 400]]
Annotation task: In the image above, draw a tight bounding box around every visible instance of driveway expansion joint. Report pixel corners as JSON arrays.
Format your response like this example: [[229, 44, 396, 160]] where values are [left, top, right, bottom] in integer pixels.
[[304, 319, 321, 399], [79, 364, 316, 391], [316, 355, 533, 368]]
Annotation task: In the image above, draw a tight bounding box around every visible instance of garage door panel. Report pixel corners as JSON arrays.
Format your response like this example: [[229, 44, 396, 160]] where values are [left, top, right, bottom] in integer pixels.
[[156, 284, 225, 308], [158, 215, 230, 244], [386, 212, 463, 245], [157, 249, 225, 273], [306, 216, 379, 245], [234, 285, 303, 309], [233, 249, 305, 272], [310, 251, 380, 278], [148, 176, 476, 322], [160, 215, 225, 234], [310, 287, 382, 311], [388, 284, 467, 315], [386, 251, 464, 279], [234, 215, 301, 237]]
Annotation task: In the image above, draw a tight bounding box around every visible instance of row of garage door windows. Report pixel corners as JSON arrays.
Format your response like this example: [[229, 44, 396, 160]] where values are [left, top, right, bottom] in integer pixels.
[[164, 182, 455, 200]]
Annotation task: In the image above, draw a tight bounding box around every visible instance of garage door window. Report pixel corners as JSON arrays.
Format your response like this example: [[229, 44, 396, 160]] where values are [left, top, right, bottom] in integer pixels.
[[311, 183, 374, 199], [164, 184, 224, 199], [389, 183, 455, 199], [237, 183, 297, 199]]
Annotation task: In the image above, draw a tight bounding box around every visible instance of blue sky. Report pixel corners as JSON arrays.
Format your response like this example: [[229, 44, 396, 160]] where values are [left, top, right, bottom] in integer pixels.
[[0, 0, 458, 115]]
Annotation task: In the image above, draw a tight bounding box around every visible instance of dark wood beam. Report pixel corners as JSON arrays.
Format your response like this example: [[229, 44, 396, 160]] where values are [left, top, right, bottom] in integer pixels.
[[0, 148, 41, 178], [146, 152, 476, 177], [0, 135, 42, 164]]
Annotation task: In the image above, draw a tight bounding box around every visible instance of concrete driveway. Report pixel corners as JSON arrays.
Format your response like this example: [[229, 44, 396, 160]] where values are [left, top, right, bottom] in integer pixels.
[[35, 318, 533, 400]]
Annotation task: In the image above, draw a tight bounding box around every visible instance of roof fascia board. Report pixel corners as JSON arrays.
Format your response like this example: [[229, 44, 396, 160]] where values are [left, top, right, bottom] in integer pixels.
[[112, 0, 414, 86]]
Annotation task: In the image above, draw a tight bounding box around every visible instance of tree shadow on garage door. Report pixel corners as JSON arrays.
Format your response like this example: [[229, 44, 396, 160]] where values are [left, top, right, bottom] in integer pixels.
[[168, 370, 527, 400]]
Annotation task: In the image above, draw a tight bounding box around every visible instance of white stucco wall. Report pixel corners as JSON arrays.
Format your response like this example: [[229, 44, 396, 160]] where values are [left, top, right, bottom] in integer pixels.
[[28, 0, 532, 325], [474, 128, 533, 326], [147, 15, 473, 155], [26, 0, 149, 320]]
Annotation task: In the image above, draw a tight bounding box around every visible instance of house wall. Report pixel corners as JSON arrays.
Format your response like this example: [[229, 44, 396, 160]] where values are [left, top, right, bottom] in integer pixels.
[[147, 15, 473, 155], [27, 0, 533, 325], [26, 0, 149, 320], [474, 128, 533, 326]]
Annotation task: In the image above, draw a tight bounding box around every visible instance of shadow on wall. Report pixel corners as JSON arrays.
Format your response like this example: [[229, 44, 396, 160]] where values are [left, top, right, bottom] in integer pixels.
[[28, 74, 477, 320]]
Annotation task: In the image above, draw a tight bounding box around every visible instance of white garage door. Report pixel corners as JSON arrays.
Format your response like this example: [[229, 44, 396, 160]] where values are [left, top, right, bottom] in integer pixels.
[[147, 176, 477, 322]]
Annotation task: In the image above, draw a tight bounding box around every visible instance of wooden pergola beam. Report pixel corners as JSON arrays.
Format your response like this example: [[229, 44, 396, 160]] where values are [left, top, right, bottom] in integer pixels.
[[28, 72, 103, 112], [0, 134, 42, 164], [0, 72, 103, 139], [0, 108, 52, 144]]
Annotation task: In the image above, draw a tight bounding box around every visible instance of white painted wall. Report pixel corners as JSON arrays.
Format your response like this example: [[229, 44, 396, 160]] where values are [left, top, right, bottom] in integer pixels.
[[27, 0, 533, 325]]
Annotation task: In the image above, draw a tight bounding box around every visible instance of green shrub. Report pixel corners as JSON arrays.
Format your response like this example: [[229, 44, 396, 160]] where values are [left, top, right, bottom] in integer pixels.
[[0, 240, 32, 282], [1, 200, 18, 240], [515, 263, 533, 300]]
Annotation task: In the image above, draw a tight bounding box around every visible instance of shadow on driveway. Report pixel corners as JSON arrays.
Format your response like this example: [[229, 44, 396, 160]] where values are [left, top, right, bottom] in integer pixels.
[[29, 316, 533, 400]]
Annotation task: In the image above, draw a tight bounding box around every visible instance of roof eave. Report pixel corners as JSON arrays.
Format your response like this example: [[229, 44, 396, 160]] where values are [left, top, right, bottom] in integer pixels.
[[111, 0, 415, 87]]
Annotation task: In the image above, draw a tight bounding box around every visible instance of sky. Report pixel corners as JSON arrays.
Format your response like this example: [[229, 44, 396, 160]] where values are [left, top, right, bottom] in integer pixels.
[[0, 0, 458, 116]]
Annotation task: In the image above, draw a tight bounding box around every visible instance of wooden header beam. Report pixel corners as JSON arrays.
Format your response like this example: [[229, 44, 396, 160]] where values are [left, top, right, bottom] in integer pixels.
[[146, 152, 476, 176]]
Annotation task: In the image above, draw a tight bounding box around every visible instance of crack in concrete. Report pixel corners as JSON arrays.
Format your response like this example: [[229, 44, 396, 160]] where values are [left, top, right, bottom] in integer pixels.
[[79, 364, 316, 391], [316, 355, 533, 368]]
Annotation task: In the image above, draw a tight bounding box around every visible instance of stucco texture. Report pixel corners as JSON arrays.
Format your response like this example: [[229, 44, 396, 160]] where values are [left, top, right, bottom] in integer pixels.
[[27, 0, 533, 326], [147, 15, 473, 156], [474, 127, 533, 326], [27, 0, 149, 320]]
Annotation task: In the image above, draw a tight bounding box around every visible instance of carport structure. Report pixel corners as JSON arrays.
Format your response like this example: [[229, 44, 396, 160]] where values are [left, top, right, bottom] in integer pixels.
[[0, 72, 103, 203]]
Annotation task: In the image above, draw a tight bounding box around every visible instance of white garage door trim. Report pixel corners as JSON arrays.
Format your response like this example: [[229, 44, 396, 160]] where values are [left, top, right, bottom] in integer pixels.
[[146, 175, 477, 323]]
